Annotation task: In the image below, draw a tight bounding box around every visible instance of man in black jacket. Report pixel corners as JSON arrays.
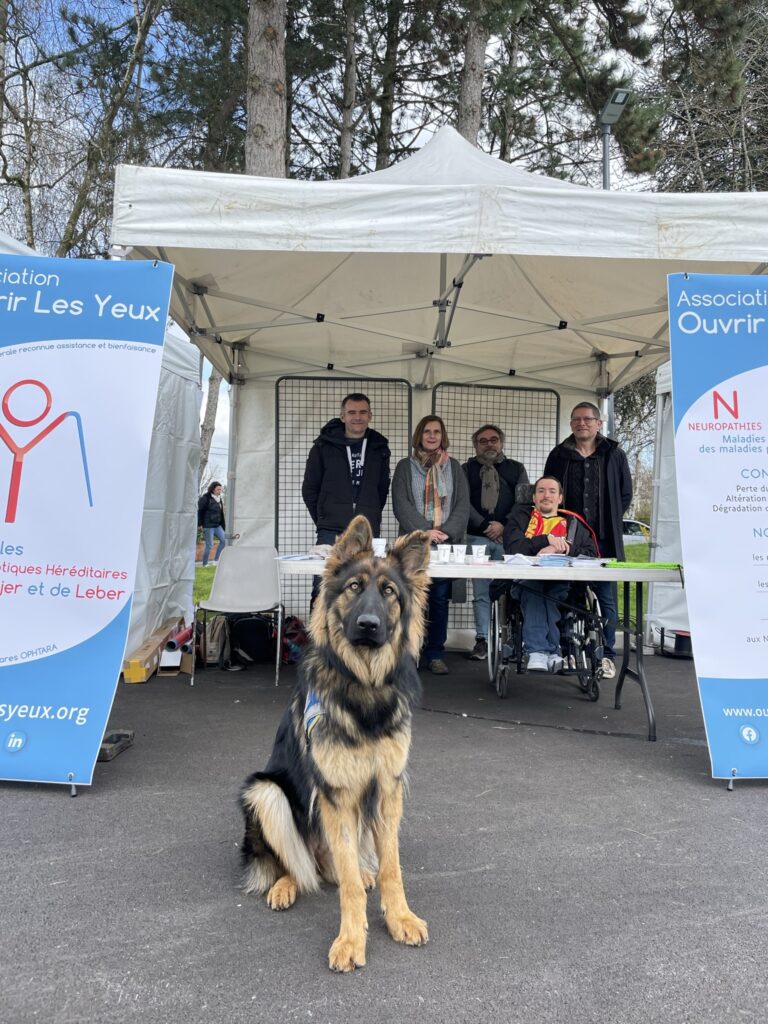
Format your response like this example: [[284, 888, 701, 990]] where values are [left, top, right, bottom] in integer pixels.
[[543, 401, 632, 679], [462, 424, 529, 661], [302, 392, 390, 551], [504, 476, 598, 673]]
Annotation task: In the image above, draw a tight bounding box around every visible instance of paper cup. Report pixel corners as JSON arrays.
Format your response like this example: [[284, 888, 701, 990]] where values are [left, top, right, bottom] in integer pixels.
[[452, 543, 467, 564], [472, 544, 487, 561], [372, 538, 387, 556], [436, 544, 451, 563]]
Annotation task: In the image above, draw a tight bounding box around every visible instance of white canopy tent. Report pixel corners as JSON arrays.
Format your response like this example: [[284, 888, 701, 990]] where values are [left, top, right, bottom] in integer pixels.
[[646, 361, 690, 648], [125, 320, 201, 657], [0, 231, 200, 653], [111, 125, 768, 544]]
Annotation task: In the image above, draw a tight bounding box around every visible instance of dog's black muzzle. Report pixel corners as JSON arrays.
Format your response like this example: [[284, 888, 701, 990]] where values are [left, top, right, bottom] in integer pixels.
[[345, 588, 388, 647]]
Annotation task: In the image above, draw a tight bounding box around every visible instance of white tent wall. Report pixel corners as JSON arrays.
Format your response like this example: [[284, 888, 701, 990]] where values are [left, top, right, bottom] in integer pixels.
[[126, 321, 201, 655], [230, 379, 276, 545], [646, 361, 689, 646]]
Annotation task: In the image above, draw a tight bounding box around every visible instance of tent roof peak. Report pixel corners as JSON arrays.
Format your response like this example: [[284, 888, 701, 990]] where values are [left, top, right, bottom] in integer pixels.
[[347, 124, 588, 191]]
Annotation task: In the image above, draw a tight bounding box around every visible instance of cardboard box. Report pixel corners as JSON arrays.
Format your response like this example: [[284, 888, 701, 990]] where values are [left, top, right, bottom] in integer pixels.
[[156, 648, 194, 678], [157, 649, 183, 676], [122, 618, 182, 683]]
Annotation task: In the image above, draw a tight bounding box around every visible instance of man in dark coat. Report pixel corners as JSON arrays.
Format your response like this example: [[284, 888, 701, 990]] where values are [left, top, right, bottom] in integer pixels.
[[543, 401, 633, 678], [302, 392, 390, 548], [462, 424, 529, 661], [504, 476, 598, 673]]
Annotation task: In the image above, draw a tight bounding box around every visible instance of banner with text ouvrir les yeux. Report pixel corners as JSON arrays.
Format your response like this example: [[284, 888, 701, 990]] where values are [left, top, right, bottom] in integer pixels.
[[669, 272, 768, 780], [0, 256, 173, 786]]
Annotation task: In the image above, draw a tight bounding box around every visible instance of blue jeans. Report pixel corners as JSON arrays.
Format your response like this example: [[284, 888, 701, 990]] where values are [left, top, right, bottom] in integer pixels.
[[202, 526, 226, 566], [590, 580, 617, 659], [466, 534, 505, 640], [514, 581, 569, 655], [424, 578, 451, 662]]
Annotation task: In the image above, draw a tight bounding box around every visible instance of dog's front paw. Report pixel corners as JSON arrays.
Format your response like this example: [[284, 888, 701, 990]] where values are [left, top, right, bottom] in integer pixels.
[[328, 932, 366, 972], [385, 910, 429, 946], [266, 876, 298, 910]]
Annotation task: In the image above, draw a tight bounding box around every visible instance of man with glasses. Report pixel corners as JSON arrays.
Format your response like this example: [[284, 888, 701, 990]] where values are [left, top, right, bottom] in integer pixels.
[[462, 424, 530, 661], [543, 402, 632, 679]]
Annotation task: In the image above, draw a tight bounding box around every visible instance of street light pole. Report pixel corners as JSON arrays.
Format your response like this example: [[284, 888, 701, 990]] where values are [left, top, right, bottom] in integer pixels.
[[601, 122, 612, 190], [599, 88, 630, 192]]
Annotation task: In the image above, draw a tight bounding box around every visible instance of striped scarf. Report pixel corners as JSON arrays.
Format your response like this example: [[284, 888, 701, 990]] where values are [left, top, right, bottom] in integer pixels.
[[413, 447, 449, 527]]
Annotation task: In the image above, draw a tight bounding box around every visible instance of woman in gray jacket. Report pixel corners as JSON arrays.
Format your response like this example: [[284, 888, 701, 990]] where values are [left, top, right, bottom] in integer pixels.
[[391, 415, 470, 674]]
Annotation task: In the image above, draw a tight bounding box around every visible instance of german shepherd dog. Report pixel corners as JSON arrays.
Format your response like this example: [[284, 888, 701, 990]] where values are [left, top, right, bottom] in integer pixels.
[[239, 515, 431, 972]]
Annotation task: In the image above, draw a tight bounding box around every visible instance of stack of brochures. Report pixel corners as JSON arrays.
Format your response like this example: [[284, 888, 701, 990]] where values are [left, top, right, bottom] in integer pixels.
[[536, 553, 571, 567]]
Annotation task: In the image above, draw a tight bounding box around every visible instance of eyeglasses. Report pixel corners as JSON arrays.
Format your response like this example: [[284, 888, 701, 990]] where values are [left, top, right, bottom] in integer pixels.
[[476, 437, 500, 445], [570, 416, 599, 424]]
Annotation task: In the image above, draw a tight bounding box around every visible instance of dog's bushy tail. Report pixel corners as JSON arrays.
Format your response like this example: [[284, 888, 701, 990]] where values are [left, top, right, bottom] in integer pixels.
[[240, 776, 319, 896]]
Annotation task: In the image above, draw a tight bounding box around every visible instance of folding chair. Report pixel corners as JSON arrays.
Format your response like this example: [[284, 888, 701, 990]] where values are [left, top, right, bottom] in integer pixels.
[[194, 546, 283, 686]]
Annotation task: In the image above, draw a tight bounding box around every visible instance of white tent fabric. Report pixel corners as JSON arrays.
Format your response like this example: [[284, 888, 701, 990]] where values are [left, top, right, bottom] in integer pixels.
[[0, 228, 200, 653], [646, 361, 690, 646], [0, 230, 35, 255], [111, 125, 768, 545], [126, 321, 201, 657], [112, 125, 768, 398]]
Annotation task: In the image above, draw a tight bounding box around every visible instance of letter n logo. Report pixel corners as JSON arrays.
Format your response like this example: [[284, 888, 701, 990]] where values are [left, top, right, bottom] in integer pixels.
[[713, 389, 738, 419]]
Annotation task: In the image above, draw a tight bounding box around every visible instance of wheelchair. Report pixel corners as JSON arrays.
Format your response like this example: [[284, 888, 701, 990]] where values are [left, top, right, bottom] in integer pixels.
[[487, 580, 605, 702]]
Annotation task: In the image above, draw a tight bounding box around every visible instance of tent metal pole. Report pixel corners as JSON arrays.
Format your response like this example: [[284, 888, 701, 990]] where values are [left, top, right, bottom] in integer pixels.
[[645, 383, 667, 644], [227, 348, 241, 542], [434, 253, 448, 345]]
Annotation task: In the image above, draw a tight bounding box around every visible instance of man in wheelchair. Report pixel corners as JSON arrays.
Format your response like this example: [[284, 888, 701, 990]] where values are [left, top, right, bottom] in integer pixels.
[[503, 476, 598, 673]]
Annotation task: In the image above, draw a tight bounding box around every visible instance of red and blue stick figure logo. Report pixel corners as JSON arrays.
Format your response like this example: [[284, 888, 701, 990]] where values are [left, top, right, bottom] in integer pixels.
[[0, 379, 93, 523]]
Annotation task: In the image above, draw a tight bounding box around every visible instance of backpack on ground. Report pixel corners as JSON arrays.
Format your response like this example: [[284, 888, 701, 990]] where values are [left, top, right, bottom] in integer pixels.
[[199, 615, 227, 665], [281, 615, 310, 664], [222, 613, 277, 670]]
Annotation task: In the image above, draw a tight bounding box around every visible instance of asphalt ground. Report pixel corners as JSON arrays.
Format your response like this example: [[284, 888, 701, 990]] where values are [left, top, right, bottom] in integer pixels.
[[4, 652, 768, 1024]]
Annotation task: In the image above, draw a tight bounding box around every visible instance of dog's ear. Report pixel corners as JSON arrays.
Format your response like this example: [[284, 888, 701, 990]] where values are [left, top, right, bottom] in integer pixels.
[[325, 515, 373, 573], [389, 530, 431, 578]]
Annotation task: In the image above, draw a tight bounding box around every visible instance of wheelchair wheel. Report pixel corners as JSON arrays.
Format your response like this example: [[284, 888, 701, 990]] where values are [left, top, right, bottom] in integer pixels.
[[580, 672, 600, 701], [558, 594, 596, 700], [510, 600, 525, 674], [487, 596, 503, 684], [495, 663, 510, 699]]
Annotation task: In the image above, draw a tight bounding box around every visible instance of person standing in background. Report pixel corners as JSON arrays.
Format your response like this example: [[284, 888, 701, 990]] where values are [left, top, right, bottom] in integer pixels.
[[302, 393, 390, 601], [462, 424, 529, 661], [543, 402, 632, 679], [198, 480, 226, 567], [392, 415, 469, 675]]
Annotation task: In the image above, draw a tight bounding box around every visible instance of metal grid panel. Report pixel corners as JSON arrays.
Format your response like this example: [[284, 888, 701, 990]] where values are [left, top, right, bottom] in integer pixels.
[[276, 376, 412, 619], [432, 383, 560, 633]]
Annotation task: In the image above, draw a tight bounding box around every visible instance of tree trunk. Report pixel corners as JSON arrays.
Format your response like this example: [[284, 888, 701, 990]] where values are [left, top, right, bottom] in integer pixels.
[[457, 2, 489, 145], [498, 31, 519, 162], [199, 366, 224, 487], [245, 0, 287, 177], [339, 1, 358, 178], [375, 0, 401, 170], [0, 0, 8, 140]]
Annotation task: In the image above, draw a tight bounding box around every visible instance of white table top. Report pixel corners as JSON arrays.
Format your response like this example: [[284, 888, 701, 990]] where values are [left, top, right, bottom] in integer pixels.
[[278, 557, 683, 585]]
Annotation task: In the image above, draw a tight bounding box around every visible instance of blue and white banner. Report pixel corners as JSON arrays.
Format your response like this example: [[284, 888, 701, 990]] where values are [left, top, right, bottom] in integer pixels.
[[0, 256, 173, 785], [669, 272, 768, 779]]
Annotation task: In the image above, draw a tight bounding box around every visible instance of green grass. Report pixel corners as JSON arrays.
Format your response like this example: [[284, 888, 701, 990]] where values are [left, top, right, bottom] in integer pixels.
[[194, 565, 216, 604]]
